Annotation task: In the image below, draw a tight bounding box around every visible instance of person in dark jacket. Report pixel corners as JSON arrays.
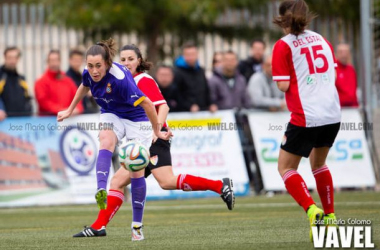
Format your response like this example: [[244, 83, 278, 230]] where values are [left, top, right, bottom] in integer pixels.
[[173, 43, 217, 112], [0, 47, 32, 118], [66, 48, 98, 113], [66, 49, 84, 87], [155, 65, 179, 112], [238, 39, 266, 82], [208, 51, 252, 110]]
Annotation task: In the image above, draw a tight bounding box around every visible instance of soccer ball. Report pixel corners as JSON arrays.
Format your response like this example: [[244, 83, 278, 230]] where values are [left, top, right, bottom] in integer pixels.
[[118, 140, 150, 172]]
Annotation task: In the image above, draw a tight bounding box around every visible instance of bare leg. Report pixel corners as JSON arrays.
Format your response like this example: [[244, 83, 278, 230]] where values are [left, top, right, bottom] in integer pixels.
[[151, 166, 177, 190], [110, 167, 131, 193], [278, 149, 302, 177], [309, 147, 330, 171]]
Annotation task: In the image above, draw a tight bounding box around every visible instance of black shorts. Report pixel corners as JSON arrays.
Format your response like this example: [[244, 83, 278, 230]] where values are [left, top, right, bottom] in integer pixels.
[[280, 122, 340, 158], [144, 136, 172, 178]]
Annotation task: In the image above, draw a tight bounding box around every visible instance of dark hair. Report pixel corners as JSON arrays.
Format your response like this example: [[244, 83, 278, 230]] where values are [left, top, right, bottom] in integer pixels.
[[4, 46, 21, 57], [182, 42, 197, 52], [86, 38, 116, 69], [273, 0, 316, 36], [48, 49, 60, 59], [157, 64, 173, 71], [251, 39, 266, 48], [120, 44, 152, 73], [69, 48, 84, 58]]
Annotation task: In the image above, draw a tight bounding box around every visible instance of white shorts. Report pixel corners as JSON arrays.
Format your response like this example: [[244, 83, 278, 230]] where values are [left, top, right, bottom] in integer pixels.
[[99, 113, 152, 149]]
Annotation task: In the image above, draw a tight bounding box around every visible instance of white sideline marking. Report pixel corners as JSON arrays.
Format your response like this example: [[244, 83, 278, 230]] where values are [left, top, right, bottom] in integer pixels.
[[0, 201, 379, 213], [145, 201, 380, 211]]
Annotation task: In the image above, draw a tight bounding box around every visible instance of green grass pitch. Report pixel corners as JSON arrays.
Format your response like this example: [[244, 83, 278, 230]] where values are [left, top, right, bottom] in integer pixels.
[[0, 191, 379, 250]]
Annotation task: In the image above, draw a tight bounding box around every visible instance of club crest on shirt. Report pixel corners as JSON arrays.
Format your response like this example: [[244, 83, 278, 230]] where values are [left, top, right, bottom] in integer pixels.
[[150, 155, 158, 166], [106, 83, 112, 93], [306, 75, 316, 85]]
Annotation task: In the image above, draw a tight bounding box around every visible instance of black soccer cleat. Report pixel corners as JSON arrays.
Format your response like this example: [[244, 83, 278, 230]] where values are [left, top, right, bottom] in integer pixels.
[[73, 226, 106, 237], [220, 178, 235, 210]]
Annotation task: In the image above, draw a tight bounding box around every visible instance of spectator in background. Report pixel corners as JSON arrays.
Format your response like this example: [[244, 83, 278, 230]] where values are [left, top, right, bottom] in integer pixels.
[[155, 65, 179, 112], [335, 43, 359, 107], [0, 47, 32, 119], [208, 51, 251, 110], [211, 52, 223, 72], [173, 42, 217, 112], [66, 48, 98, 113], [35, 50, 83, 116], [66, 49, 84, 87], [238, 39, 266, 82], [248, 56, 286, 111]]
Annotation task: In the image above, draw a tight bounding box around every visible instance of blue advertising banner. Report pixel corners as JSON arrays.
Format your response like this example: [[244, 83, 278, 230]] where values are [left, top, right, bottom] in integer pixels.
[[0, 111, 250, 207]]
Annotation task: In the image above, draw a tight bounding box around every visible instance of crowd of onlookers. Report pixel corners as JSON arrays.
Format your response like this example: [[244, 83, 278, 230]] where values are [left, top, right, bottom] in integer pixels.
[[0, 39, 360, 121]]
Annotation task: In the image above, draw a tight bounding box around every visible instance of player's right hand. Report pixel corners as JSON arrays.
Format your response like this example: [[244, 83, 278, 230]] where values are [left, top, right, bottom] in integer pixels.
[[57, 109, 72, 122]]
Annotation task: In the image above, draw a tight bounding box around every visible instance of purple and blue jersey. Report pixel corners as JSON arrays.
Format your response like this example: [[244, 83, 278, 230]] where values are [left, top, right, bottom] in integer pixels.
[[82, 62, 148, 122]]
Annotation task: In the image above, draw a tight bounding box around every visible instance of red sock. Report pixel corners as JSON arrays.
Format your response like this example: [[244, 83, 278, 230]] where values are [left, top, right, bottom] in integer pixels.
[[313, 165, 334, 214], [176, 174, 223, 194], [91, 189, 124, 230], [283, 170, 315, 212]]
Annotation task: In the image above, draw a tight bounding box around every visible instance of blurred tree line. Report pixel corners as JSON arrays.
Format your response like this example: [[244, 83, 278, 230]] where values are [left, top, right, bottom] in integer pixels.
[[24, 0, 360, 64]]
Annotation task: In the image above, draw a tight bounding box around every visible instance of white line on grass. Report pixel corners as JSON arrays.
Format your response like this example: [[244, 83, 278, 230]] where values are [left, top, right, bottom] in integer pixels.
[[145, 201, 380, 210], [0, 201, 379, 213]]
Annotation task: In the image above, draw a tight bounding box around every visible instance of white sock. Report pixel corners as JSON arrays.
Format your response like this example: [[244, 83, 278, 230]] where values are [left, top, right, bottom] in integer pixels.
[[132, 222, 142, 228]]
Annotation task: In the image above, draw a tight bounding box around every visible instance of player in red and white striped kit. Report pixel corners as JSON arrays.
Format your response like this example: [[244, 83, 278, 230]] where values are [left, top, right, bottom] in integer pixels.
[[272, 0, 341, 241], [73, 44, 234, 240]]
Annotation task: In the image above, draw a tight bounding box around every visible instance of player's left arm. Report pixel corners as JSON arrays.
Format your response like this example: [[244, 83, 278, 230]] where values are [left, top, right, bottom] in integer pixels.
[[125, 75, 171, 140], [139, 98, 171, 140], [272, 40, 291, 93], [277, 81, 290, 92], [157, 104, 169, 128], [138, 77, 169, 130]]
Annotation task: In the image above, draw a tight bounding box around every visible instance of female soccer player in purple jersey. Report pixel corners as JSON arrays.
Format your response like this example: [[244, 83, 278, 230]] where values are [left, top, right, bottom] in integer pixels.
[[72, 44, 235, 241], [57, 38, 171, 239]]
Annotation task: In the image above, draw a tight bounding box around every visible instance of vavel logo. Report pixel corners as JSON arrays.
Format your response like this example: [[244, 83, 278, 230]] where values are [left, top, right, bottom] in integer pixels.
[[312, 225, 375, 248]]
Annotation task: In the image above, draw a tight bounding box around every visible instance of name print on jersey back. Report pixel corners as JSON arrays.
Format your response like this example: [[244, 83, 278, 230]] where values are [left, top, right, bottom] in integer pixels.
[[292, 35, 322, 47]]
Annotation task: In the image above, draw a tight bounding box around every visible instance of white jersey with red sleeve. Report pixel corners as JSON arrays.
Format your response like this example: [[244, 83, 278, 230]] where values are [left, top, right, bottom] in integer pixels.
[[272, 30, 341, 127], [134, 72, 168, 128]]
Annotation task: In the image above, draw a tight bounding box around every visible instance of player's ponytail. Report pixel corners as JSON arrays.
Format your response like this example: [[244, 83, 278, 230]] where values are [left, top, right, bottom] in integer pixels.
[[86, 38, 117, 69], [273, 0, 316, 36], [120, 44, 152, 73]]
